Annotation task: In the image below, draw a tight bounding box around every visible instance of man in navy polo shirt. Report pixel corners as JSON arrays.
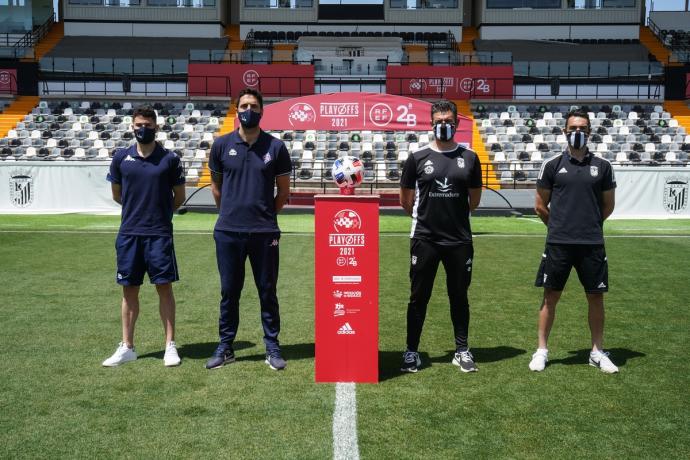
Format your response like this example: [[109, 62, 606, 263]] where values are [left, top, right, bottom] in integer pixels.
[[529, 109, 618, 374], [103, 105, 186, 367], [205, 88, 291, 371]]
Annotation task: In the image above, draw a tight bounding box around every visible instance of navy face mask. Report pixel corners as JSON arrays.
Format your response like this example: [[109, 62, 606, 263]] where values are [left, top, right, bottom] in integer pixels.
[[566, 130, 588, 149], [238, 109, 262, 129], [134, 126, 156, 144], [434, 122, 456, 142]]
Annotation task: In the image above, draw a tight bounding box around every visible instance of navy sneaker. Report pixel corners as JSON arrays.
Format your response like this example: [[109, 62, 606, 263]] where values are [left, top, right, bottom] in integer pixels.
[[265, 350, 287, 371], [452, 349, 478, 373], [400, 351, 421, 373], [205, 344, 235, 370]]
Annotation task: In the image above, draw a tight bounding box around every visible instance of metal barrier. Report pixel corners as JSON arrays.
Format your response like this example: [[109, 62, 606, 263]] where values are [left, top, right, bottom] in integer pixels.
[[647, 17, 690, 64], [514, 61, 665, 79], [40, 57, 189, 76]]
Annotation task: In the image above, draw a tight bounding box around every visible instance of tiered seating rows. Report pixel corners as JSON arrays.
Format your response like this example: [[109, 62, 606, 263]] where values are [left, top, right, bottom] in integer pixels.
[[474, 103, 690, 184]]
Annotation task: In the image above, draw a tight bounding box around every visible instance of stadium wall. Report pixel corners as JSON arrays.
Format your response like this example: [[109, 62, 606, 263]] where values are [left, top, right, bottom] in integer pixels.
[[479, 24, 638, 40], [63, 6, 224, 37], [648, 11, 690, 31]]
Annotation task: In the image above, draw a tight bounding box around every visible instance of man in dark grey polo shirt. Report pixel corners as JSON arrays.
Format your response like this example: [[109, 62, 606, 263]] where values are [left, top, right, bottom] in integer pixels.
[[529, 109, 618, 374], [205, 88, 292, 371]]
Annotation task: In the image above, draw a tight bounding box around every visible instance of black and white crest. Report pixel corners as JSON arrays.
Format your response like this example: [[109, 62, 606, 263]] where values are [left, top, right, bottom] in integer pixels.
[[590, 166, 598, 177], [457, 157, 465, 169], [9, 171, 34, 208], [663, 177, 688, 214]]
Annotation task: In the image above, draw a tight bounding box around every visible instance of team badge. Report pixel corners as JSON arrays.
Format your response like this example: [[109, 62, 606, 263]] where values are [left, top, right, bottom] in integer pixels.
[[263, 153, 272, 164], [663, 176, 688, 214], [9, 170, 34, 208], [590, 166, 598, 177], [228, 148, 237, 156], [457, 158, 465, 169]]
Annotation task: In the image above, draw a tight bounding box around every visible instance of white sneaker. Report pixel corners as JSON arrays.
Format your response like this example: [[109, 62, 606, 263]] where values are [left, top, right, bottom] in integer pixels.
[[163, 341, 181, 367], [102, 342, 137, 367], [529, 348, 548, 372], [589, 350, 619, 373]]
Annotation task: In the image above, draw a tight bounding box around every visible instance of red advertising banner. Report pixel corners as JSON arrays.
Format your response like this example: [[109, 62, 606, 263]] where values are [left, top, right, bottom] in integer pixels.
[[187, 63, 315, 97], [0, 69, 17, 94], [315, 195, 379, 383], [386, 65, 514, 100], [261, 92, 473, 145]]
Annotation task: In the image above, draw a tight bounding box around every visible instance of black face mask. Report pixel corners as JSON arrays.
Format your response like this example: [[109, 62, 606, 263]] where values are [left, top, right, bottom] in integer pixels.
[[434, 122, 456, 142], [566, 130, 588, 150], [238, 109, 262, 129], [134, 126, 156, 144]]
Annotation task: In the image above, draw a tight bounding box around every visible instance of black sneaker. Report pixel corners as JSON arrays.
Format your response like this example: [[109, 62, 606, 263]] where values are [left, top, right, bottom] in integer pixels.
[[452, 349, 478, 373], [400, 351, 421, 373], [265, 350, 287, 370], [205, 344, 235, 369]]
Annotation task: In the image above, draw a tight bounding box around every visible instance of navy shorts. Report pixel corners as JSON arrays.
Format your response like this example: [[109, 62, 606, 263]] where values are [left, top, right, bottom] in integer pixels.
[[115, 234, 179, 286], [535, 244, 609, 293]]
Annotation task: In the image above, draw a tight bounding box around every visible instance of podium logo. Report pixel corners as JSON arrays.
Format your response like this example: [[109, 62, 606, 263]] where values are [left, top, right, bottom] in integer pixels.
[[337, 322, 356, 335], [334, 303, 345, 317], [333, 209, 362, 232]]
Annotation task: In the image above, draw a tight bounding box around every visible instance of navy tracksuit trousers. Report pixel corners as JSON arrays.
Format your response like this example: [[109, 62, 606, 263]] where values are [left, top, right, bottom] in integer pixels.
[[214, 230, 281, 352]]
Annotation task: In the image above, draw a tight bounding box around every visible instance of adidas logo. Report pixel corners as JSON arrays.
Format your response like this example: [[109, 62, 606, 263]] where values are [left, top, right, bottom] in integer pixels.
[[597, 282, 607, 288], [124, 156, 136, 162], [558, 167, 568, 174], [424, 160, 433, 166], [337, 322, 356, 335]]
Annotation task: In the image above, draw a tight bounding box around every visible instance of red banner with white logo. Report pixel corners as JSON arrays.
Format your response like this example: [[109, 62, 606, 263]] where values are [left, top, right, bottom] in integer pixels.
[[315, 195, 379, 383], [261, 92, 473, 145], [187, 63, 315, 97], [386, 65, 514, 99], [0, 69, 17, 94]]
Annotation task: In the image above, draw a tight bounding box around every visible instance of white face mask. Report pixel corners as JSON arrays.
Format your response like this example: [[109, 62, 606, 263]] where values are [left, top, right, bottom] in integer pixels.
[[566, 130, 588, 149]]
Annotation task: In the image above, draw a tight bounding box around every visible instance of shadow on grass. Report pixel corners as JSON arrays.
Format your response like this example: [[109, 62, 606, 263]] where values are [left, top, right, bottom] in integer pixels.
[[378, 346, 526, 382], [235, 342, 315, 362], [138, 341, 255, 360], [548, 348, 646, 368]]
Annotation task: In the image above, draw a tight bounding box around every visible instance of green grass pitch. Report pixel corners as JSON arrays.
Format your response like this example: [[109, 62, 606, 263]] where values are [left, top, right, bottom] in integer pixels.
[[0, 214, 688, 459]]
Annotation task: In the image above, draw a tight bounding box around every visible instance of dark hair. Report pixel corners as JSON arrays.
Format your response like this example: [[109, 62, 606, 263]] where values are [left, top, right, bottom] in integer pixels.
[[564, 109, 591, 131], [132, 105, 157, 123], [431, 100, 457, 123], [236, 88, 264, 110]]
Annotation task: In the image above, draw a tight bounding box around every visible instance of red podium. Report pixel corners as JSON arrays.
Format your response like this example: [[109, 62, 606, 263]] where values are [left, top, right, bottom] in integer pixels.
[[314, 194, 379, 383]]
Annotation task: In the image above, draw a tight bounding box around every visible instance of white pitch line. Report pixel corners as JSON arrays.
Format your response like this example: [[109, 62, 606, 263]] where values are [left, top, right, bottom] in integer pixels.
[[333, 382, 360, 460]]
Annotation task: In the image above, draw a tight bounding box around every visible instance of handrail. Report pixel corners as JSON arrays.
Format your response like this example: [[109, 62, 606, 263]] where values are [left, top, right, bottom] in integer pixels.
[[646, 16, 690, 64], [10, 13, 54, 59]]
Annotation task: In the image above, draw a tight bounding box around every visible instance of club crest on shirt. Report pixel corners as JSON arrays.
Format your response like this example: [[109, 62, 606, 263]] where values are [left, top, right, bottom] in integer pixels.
[[457, 158, 465, 169], [263, 153, 272, 164], [423, 160, 434, 175], [590, 166, 598, 177], [228, 148, 237, 156]]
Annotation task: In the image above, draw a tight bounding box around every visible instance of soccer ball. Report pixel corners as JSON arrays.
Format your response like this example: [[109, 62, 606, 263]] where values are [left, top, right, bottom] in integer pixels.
[[332, 156, 364, 188]]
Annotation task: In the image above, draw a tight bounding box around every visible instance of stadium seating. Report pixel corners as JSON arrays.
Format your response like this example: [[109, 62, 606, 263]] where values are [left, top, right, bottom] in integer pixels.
[[0, 100, 226, 183], [473, 103, 689, 184], [3, 98, 689, 188]]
